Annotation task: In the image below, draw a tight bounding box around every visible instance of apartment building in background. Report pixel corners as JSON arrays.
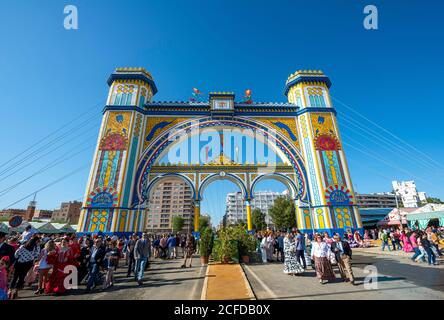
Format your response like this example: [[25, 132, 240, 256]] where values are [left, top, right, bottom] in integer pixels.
[[355, 192, 401, 209], [225, 191, 287, 229], [33, 209, 54, 221], [51, 201, 82, 224], [146, 178, 194, 233], [392, 180, 427, 208]]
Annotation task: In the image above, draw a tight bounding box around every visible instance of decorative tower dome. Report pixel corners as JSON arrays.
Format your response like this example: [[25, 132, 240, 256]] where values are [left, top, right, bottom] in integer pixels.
[[284, 70, 332, 108], [107, 67, 157, 107]]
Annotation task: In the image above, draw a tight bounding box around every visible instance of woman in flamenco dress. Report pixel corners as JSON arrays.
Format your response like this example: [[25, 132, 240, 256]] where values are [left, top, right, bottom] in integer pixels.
[[45, 237, 76, 295], [400, 229, 413, 253]]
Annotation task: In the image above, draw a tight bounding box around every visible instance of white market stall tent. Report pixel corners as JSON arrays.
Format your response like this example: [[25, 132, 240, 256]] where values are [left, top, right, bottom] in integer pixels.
[[405, 204, 444, 229], [9, 221, 58, 234], [29, 222, 59, 234], [51, 223, 76, 233], [0, 222, 9, 233], [3, 221, 80, 234]]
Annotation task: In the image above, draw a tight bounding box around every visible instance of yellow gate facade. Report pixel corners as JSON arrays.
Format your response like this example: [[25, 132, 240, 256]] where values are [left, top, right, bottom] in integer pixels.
[[77, 67, 362, 236]]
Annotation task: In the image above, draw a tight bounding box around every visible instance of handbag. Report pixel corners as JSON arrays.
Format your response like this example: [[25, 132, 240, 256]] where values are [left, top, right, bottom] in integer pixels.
[[328, 250, 337, 265]]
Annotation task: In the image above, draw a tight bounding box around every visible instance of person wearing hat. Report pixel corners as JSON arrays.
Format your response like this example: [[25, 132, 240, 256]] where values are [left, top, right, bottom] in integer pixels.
[[134, 233, 151, 285], [0, 232, 15, 266]]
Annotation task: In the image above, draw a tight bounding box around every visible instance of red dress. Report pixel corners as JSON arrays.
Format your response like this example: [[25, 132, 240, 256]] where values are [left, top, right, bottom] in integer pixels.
[[45, 247, 76, 294], [69, 242, 81, 266]]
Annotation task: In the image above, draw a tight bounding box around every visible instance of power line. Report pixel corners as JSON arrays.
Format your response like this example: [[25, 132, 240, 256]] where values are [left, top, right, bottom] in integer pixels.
[[0, 123, 99, 182], [0, 111, 100, 177], [346, 158, 395, 183], [338, 111, 439, 173], [0, 100, 102, 170], [342, 133, 428, 180], [2, 164, 89, 210], [332, 96, 444, 170], [339, 116, 439, 175], [0, 143, 95, 197], [342, 141, 436, 190]]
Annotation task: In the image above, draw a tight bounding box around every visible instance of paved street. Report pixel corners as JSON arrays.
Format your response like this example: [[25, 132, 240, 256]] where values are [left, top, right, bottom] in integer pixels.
[[17, 256, 207, 300], [242, 251, 444, 300], [13, 250, 444, 300]]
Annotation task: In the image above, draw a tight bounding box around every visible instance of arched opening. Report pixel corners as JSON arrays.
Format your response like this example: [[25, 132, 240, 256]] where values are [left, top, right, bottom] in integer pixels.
[[250, 177, 295, 230], [198, 173, 247, 201], [142, 173, 196, 205], [134, 117, 309, 206], [144, 176, 195, 234], [200, 179, 244, 229]]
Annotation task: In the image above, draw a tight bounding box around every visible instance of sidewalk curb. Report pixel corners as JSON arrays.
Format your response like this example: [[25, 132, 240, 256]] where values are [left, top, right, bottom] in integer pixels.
[[200, 263, 210, 300], [241, 263, 277, 300], [239, 264, 256, 300]]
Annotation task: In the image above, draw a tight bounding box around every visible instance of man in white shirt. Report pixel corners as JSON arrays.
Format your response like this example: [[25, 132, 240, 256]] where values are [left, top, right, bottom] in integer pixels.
[[19, 225, 35, 244]]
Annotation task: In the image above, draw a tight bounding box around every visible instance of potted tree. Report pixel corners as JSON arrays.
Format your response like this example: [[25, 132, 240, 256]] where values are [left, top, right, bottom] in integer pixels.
[[199, 227, 213, 265], [216, 227, 238, 263], [234, 225, 256, 263]]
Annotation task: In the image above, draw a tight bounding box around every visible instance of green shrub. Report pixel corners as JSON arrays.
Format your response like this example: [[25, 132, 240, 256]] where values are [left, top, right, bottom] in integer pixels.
[[198, 227, 213, 257], [211, 225, 257, 262]]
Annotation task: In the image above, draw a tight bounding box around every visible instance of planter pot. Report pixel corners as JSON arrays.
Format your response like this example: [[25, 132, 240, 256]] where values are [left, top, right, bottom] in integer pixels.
[[200, 256, 209, 265], [222, 256, 230, 264], [241, 255, 250, 264]]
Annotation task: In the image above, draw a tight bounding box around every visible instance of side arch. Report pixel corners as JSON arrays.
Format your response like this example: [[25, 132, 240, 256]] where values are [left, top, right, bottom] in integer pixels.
[[141, 173, 196, 207], [250, 173, 299, 200], [198, 173, 248, 201]]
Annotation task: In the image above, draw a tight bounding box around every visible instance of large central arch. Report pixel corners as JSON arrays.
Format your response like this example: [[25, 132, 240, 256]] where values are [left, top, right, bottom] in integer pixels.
[[133, 116, 309, 207], [130, 116, 310, 232]]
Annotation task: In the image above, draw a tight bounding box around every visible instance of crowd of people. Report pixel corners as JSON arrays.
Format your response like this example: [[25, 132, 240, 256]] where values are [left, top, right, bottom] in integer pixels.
[[256, 229, 357, 285], [254, 225, 443, 286], [1, 223, 442, 300], [378, 226, 443, 265], [0, 226, 196, 300]]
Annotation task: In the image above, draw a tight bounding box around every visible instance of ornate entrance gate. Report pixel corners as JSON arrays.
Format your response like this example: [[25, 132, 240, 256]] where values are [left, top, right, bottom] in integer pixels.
[[77, 67, 362, 236]]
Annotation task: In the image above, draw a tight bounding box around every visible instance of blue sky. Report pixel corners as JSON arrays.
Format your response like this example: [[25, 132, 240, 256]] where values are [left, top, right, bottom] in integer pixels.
[[0, 0, 443, 224]]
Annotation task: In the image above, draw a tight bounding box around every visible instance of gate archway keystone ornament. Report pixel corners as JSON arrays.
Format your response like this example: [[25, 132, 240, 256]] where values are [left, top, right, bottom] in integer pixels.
[[77, 67, 363, 236]]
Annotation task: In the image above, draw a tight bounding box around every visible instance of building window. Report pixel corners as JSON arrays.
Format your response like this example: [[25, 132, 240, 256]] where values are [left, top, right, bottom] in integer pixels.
[[307, 87, 326, 107], [113, 84, 136, 106]]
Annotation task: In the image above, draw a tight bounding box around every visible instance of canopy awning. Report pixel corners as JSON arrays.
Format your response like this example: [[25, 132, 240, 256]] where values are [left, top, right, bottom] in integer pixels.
[[29, 222, 58, 233], [376, 208, 408, 227], [405, 210, 444, 221], [51, 223, 76, 233], [0, 222, 9, 233]]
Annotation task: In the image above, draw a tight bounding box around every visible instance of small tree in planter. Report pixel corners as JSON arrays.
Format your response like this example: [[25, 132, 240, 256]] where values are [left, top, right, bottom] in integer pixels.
[[214, 227, 238, 263], [233, 225, 256, 263], [199, 227, 213, 265]]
